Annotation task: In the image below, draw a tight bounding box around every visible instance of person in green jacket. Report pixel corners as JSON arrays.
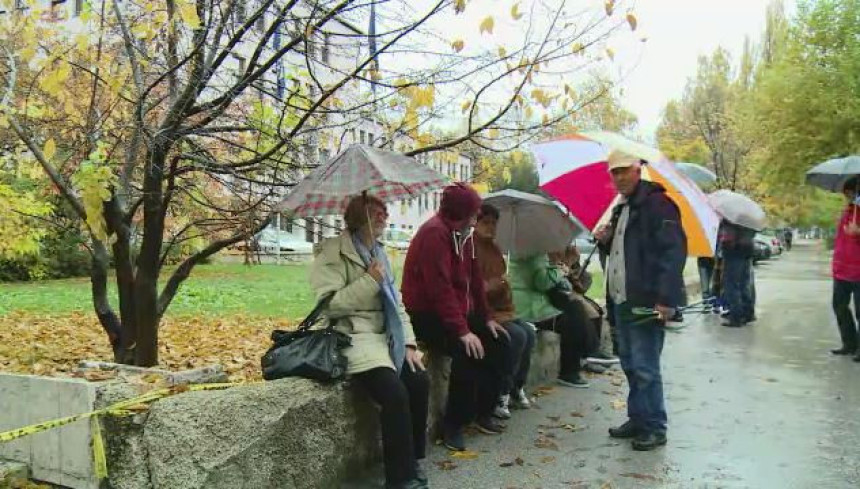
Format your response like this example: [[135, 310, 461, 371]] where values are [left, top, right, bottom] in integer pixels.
[[509, 253, 593, 387]]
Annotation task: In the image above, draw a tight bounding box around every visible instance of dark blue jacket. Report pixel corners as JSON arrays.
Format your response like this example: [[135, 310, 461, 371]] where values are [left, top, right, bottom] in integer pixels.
[[601, 180, 687, 309]]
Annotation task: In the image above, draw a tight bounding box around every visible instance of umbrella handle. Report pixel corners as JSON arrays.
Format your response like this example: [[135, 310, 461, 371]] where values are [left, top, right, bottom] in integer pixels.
[[576, 243, 598, 281]]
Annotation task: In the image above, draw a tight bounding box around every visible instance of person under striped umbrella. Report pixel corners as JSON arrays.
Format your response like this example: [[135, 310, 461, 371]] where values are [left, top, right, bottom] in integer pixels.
[[532, 131, 720, 258]]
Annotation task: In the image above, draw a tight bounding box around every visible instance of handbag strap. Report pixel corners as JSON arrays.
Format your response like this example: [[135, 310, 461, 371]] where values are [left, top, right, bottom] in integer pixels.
[[297, 292, 336, 332]]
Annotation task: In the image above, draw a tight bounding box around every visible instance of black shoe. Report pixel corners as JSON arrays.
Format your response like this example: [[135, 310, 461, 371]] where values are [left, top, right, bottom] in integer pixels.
[[385, 478, 428, 489], [475, 415, 505, 435], [854, 354, 860, 363], [608, 420, 641, 439], [722, 321, 743, 328], [831, 347, 855, 355], [442, 424, 466, 451], [557, 372, 590, 388], [631, 432, 667, 451], [670, 310, 684, 322], [583, 363, 608, 374]]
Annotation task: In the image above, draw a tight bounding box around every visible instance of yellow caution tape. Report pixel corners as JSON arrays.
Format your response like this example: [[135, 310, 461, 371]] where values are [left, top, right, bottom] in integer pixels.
[[0, 381, 255, 480], [90, 416, 108, 480]]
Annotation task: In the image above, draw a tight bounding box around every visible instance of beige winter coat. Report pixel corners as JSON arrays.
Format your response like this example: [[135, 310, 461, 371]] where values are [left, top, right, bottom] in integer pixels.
[[309, 232, 416, 375]]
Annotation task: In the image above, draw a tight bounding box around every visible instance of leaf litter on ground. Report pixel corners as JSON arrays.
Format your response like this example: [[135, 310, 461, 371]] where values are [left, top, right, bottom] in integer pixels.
[[0, 311, 295, 381]]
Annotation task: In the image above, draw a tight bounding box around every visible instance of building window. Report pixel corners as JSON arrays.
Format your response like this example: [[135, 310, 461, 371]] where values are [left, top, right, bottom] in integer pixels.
[[322, 32, 331, 63], [74, 0, 84, 16], [349, 128, 356, 143], [433, 192, 439, 210], [359, 130, 366, 145], [305, 219, 315, 243], [279, 214, 293, 233], [234, 2, 246, 27], [256, 10, 265, 32], [231, 54, 246, 82]]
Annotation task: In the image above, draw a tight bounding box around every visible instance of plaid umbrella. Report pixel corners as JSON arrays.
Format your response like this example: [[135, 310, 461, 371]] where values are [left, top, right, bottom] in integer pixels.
[[276, 145, 449, 217]]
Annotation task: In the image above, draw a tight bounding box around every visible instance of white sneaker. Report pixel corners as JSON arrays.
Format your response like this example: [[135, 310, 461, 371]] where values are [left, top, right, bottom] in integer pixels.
[[493, 395, 512, 419], [510, 388, 532, 410]]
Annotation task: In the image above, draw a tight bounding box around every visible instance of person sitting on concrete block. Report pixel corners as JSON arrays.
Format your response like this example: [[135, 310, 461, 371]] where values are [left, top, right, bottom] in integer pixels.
[[310, 194, 430, 489], [473, 203, 537, 419], [401, 183, 512, 452]]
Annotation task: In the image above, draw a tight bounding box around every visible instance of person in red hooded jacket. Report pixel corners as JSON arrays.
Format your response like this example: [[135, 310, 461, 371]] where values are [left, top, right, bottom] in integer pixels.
[[830, 177, 860, 362], [402, 183, 512, 452]]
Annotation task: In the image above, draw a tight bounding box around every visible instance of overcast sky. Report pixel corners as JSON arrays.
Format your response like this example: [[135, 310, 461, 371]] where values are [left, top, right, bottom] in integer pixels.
[[613, 0, 796, 141]]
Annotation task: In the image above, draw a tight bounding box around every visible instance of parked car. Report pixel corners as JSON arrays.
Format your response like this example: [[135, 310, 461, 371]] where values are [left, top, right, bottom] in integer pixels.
[[753, 240, 772, 263], [755, 233, 780, 257], [247, 229, 315, 254]]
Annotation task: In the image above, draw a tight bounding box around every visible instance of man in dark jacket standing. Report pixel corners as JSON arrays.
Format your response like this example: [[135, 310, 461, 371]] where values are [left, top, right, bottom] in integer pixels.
[[718, 220, 757, 327], [402, 183, 511, 451], [595, 150, 687, 451]]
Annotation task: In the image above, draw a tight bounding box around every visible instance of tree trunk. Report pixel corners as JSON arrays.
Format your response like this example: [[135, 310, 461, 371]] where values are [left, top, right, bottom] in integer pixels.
[[90, 240, 123, 361], [134, 146, 168, 367]]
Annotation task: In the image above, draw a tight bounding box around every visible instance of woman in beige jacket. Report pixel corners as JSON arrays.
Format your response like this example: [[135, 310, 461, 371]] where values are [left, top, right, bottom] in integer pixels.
[[309, 195, 429, 489]]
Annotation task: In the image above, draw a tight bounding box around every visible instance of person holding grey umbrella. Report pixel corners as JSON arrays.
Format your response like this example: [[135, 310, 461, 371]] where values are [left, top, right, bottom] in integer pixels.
[[830, 177, 860, 360]]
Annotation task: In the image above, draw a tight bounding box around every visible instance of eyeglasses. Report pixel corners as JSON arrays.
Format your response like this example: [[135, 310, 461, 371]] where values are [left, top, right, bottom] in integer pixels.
[[369, 206, 389, 219]]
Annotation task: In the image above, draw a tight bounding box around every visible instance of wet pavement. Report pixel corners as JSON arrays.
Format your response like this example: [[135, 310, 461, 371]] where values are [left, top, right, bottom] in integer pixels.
[[347, 242, 860, 488]]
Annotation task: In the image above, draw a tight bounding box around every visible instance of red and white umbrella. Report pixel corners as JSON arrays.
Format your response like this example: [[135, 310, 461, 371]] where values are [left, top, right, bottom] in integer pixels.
[[532, 131, 720, 257], [277, 145, 449, 217]]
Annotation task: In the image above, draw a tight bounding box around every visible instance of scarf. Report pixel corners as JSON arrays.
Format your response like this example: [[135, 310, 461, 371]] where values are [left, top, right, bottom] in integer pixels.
[[352, 234, 407, 373]]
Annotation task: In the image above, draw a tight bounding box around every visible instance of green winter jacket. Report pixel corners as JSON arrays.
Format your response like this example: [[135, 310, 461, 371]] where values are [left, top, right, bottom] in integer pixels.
[[509, 254, 566, 323]]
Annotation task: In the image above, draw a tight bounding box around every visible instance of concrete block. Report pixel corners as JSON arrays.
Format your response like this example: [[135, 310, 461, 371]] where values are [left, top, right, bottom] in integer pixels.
[[0, 375, 31, 463], [0, 459, 30, 485], [0, 374, 100, 489]]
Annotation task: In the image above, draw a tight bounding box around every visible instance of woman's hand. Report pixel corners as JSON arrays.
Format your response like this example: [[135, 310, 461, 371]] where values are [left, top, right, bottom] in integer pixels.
[[367, 259, 385, 283], [405, 346, 425, 372]]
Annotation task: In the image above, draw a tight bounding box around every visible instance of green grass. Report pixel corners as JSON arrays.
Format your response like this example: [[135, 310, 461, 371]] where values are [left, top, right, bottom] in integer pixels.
[[0, 260, 605, 319], [0, 263, 320, 319]]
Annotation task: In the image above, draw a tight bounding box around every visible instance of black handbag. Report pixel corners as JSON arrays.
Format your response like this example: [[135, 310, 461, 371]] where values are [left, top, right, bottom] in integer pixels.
[[261, 293, 352, 382]]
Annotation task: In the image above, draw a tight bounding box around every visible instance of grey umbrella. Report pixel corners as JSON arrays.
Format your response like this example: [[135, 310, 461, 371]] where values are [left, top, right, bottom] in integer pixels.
[[805, 156, 860, 192], [482, 189, 586, 256], [675, 162, 717, 187]]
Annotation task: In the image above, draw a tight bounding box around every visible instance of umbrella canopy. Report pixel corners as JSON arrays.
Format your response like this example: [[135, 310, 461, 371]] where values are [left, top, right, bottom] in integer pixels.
[[533, 132, 720, 257], [277, 145, 448, 217], [675, 162, 717, 187], [482, 190, 586, 256], [805, 156, 860, 192], [708, 190, 767, 231]]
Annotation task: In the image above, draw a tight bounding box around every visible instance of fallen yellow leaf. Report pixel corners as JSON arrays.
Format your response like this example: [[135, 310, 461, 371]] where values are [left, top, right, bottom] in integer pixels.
[[450, 450, 480, 460]]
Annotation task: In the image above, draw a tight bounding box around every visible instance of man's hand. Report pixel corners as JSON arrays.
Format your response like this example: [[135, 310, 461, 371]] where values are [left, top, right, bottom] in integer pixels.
[[367, 259, 385, 283], [594, 224, 611, 244], [655, 304, 676, 323], [487, 320, 511, 340], [405, 346, 426, 372], [459, 332, 485, 359]]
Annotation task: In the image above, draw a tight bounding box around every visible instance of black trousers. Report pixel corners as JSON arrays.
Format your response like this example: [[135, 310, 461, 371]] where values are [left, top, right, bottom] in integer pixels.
[[833, 279, 860, 351], [353, 363, 430, 484], [543, 289, 595, 374], [409, 312, 511, 429]]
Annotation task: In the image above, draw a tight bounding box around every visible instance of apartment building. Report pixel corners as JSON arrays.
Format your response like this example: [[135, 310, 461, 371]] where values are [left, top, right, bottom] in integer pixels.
[[2, 0, 473, 254]]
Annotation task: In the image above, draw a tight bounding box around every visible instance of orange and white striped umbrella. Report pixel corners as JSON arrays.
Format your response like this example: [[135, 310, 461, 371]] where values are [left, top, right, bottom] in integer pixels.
[[538, 131, 720, 257]]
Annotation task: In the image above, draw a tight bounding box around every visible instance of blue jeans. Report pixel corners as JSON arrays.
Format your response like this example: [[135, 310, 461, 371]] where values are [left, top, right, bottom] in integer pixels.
[[613, 303, 667, 434], [724, 256, 753, 323], [502, 319, 536, 394], [698, 258, 715, 301]]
